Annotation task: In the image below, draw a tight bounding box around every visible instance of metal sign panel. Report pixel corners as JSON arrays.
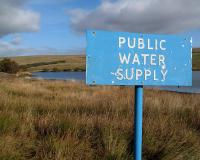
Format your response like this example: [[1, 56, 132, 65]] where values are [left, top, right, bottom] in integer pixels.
[[86, 30, 192, 86]]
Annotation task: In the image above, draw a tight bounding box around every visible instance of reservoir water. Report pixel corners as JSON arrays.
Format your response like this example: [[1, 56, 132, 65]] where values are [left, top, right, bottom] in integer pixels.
[[32, 71, 200, 93], [32, 71, 86, 81]]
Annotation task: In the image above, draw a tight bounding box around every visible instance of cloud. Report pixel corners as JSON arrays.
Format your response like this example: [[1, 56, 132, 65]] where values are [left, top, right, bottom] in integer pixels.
[[0, 39, 32, 57], [69, 0, 200, 34], [0, 0, 40, 37]]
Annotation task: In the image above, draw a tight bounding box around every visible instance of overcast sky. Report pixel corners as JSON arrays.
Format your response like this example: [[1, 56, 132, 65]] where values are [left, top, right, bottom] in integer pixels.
[[0, 0, 200, 57]]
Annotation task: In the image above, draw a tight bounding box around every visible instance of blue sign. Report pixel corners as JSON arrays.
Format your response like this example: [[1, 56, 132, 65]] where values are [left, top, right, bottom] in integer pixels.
[[86, 30, 192, 86]]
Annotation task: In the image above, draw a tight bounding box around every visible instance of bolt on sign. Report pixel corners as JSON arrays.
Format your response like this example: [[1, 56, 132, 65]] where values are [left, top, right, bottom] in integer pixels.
[[86, 30, 192, 86]]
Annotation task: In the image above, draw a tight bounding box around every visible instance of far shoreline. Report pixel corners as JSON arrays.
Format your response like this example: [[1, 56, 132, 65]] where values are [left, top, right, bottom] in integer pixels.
[[1, 53, 200, 72]]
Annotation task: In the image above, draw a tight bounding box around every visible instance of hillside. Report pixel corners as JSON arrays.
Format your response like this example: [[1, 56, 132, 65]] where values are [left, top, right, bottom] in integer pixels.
[[0, 49, 200, 72], [192, 48, 200, 70], [193, 48, 200, 53], [5, 55, 85, 72]]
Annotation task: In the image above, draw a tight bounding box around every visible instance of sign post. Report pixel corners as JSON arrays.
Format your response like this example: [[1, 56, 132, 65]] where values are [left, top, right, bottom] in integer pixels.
[[134, 85, 143, 160], [86, 30, 192, 160]]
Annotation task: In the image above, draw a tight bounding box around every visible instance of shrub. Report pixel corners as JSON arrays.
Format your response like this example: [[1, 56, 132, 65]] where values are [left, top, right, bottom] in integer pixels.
[[0, 58, 20, 74]]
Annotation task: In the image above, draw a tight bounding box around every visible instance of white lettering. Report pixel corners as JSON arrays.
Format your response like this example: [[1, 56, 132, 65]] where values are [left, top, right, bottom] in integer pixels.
[[144, 69, 151, 80], [161, 70, 168, 80], [138, 38, 145, 49], [136, 69, 143, 80], [116, 68, 124, 80], [154, 70, 158, 80], [125, 68, 134, 80], [147, 38, 153, 50], [119, 53, 130, 64], [128, 38, 136, 48], [118, 37, 167, 51], [119, 37, 126, 48], [159, 55, 165, 66], [155, 39, 158, 50], [151, 54, 156, 65], [141, 54, 149, 65], [132, 54, 140, 65], [160, 40, 166, 50]]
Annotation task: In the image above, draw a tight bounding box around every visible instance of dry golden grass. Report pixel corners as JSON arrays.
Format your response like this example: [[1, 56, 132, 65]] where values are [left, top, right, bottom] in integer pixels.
[[0, 55, 86, 72], [0, 77, 200, 159], [193, 53, 200, 70]]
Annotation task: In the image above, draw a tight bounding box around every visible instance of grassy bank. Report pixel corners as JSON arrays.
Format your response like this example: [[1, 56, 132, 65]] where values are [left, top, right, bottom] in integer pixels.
[[1, 49, 200, 72], [0, 77, 199, 159], [193, 53, 200, 70], [6, 55, 86, 72]]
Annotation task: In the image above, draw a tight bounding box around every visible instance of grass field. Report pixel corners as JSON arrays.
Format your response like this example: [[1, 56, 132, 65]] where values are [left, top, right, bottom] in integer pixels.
[[6, 55, 86, 72], [0, 48, 199, 72], [193, 52, 200, 70], [0, 76, 200, 159]]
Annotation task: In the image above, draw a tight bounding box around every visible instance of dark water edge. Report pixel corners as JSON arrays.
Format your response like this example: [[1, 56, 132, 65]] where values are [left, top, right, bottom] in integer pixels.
[[32, 71, 200, 94]]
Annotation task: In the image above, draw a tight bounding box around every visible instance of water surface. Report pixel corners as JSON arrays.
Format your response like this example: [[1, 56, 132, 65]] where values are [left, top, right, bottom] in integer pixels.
[[158, 71, 200, 93], [32, 72, 85, 81], [32, 71, 200, 93]]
